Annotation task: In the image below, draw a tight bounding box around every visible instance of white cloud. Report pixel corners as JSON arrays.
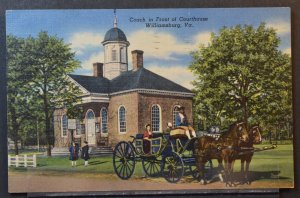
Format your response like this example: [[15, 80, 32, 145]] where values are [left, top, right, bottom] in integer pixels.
[[266, 20, 290, 36], [81, 51, 104, 74], [193, 31, 211, 47], [283, 47, 291, 55], [147, 65, 195, 89], [127, 30, 210, 61], [69, 32, 103, 54]]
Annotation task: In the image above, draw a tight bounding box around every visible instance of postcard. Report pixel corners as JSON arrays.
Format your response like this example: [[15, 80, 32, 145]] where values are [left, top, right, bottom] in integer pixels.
[[6, 8, 293, 193]]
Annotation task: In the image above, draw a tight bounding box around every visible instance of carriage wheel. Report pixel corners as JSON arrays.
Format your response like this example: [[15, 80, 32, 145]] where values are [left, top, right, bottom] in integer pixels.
[[113, 141, 136, 180], [162, 152, 184, 183], [142, 156, 161, 177], [189, 159, 213, 180]]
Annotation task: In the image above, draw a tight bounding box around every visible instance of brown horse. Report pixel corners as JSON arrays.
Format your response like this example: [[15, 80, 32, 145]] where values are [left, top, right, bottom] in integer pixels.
[[237, 125, 262, 184], [194, 122, 249, 186]]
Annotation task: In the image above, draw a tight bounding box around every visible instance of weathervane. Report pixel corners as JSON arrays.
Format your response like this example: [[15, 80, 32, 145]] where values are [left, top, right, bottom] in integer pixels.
[[114, 9, 118, 28]]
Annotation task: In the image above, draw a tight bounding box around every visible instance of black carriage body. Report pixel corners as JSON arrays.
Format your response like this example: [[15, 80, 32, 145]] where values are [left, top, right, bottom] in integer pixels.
[[112, 132, 213, 183]]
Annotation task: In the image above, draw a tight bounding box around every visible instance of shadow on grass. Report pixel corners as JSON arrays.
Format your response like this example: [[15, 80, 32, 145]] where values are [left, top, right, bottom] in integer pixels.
[[246, 170, 290, 180], [88, 160, 109, 165]]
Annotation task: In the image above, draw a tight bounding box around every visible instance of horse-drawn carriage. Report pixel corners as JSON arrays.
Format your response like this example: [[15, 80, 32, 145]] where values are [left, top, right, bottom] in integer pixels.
[[112, 122, 276, 185], [112, 131, 213, 183]]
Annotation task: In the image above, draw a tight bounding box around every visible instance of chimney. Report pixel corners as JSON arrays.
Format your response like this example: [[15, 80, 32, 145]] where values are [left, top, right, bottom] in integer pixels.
[[93, 62, 103, 77], [132, 50, 144, 71]]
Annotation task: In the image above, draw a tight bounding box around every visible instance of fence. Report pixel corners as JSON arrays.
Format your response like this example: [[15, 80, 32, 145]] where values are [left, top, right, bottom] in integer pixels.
[[8, 154, 37, 168]]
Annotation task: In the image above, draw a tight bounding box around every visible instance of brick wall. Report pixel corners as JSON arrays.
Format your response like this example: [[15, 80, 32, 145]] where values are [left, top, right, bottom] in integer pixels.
[[53, 102, 109, 148], [53, 93, 193, 148], [53, 108, 68, 147], [108, 92, 139, 146], [138, 93, 193, 133]]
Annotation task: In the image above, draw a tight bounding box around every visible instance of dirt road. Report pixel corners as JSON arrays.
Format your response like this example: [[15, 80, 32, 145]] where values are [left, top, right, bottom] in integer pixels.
[[8, 171, 293, 193]]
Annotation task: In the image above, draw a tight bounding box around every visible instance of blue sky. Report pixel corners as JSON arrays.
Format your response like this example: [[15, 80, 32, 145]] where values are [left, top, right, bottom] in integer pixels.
[[6, 8, 291, 89]]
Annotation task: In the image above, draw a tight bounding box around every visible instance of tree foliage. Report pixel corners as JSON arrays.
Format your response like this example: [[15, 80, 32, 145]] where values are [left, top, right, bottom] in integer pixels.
[[189, 23, 292, 135], [7, 32, 82, 156]]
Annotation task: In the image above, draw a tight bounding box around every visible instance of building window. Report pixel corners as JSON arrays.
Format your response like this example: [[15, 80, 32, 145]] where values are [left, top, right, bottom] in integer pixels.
[[151, 105, 161, 132], [112, 50, 117, 61], [173, 105, 180, 127], [81, 124, 85, 134], [118, 106, 126, 133], [75, 119, 81, 135], [61, 115, 68, 137], [87, 110, 95, 119], [120, 47, 126, 63], [101, 108, 108, 133]]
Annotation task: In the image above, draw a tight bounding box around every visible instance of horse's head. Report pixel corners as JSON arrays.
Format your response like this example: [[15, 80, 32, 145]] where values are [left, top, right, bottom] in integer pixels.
[[236, 122, 249, 143], [250, 125, 262, 144]]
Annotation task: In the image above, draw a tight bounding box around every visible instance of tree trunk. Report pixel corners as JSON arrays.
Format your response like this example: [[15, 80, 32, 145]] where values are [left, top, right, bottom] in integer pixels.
[[13, 139, 19, 155], [43, 91, 52, 156], [45, 118, 52, 156], [242, 98, 248, 127], [11, 107, 20, 155]]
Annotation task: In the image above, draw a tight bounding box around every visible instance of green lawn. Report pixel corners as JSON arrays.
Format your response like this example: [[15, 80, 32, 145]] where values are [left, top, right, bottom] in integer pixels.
[[9, 144, 294, 183], [9, 155, 147, 177]]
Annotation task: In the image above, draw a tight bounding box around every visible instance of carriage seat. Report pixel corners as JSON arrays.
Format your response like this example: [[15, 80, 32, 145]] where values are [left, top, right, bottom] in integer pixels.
[[169, 128, 188, 140], [152, 132, 163, 138], [135, 133, 144, 139], [134, 132, 163, 139]]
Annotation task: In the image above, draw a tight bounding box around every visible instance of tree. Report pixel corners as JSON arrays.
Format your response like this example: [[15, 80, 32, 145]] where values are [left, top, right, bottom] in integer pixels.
[[7, 35, 37, 154], [27, 32, 81, 156], [189, 23, 292, 131], [7, 32, 82, 156]]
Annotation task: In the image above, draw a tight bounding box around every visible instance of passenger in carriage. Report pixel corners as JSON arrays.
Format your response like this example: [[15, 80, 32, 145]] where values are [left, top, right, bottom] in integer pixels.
[[143, 124, 152, 154], [175, 106, 197, 139]]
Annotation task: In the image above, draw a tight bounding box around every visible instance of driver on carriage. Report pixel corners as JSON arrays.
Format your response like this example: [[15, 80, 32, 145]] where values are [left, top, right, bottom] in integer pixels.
[[174, 106, 197, 139]]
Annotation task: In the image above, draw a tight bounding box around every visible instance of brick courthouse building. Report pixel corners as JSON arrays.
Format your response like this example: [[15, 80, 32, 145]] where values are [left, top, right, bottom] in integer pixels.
[[53, 16, 194, 153]]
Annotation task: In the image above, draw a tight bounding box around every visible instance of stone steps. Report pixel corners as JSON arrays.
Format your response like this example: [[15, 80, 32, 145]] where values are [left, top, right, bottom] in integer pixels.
[[90, 146, 113, 156], [50, 146, 113, 157]]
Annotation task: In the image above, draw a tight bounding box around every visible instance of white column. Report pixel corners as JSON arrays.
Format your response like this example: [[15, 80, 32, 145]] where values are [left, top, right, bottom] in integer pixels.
[[16, 155, 19, 167], [33, 154, 37, 167], [8, 155, 11, 167], [24, 154, 27, 167]]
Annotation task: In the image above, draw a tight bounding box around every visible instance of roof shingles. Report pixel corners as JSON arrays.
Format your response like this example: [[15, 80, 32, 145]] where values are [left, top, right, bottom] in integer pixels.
[[69, 68, 193, 95]]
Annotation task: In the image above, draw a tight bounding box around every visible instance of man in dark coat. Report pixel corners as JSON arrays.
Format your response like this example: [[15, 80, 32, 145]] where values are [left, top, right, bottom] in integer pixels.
[[81, 141, 90, 166]]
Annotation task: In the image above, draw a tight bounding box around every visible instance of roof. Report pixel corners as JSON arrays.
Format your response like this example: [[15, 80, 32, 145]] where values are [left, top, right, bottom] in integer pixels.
[[68, 74, 110, 93], [110, 68, 193, 94], [68, 68, 193, 95], [103, 27, 128, 43]]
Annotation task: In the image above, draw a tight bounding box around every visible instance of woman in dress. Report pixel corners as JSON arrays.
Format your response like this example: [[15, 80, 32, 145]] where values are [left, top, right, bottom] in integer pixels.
[[143, 124, 152, 154], [69, 142, 79, 167]]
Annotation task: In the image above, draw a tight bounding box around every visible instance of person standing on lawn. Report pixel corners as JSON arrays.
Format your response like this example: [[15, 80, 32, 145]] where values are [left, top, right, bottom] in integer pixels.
[[81, 141, 90, 166], [69, 142, 79, 167]]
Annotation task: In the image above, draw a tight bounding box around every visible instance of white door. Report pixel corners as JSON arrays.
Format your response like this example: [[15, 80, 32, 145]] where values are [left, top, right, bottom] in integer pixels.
[[86, 110, 96, 145]]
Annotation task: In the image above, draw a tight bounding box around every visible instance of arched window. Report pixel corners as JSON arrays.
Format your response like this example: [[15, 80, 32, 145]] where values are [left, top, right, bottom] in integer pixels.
[[118, 106, 126, 133], [87, 110, 95, 119], [173, 105, 180, 127], [101, 108, 108, 133], [61, 115, 68, 137], [151, 105, 161, 132], [120, 47, 126, 63]]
